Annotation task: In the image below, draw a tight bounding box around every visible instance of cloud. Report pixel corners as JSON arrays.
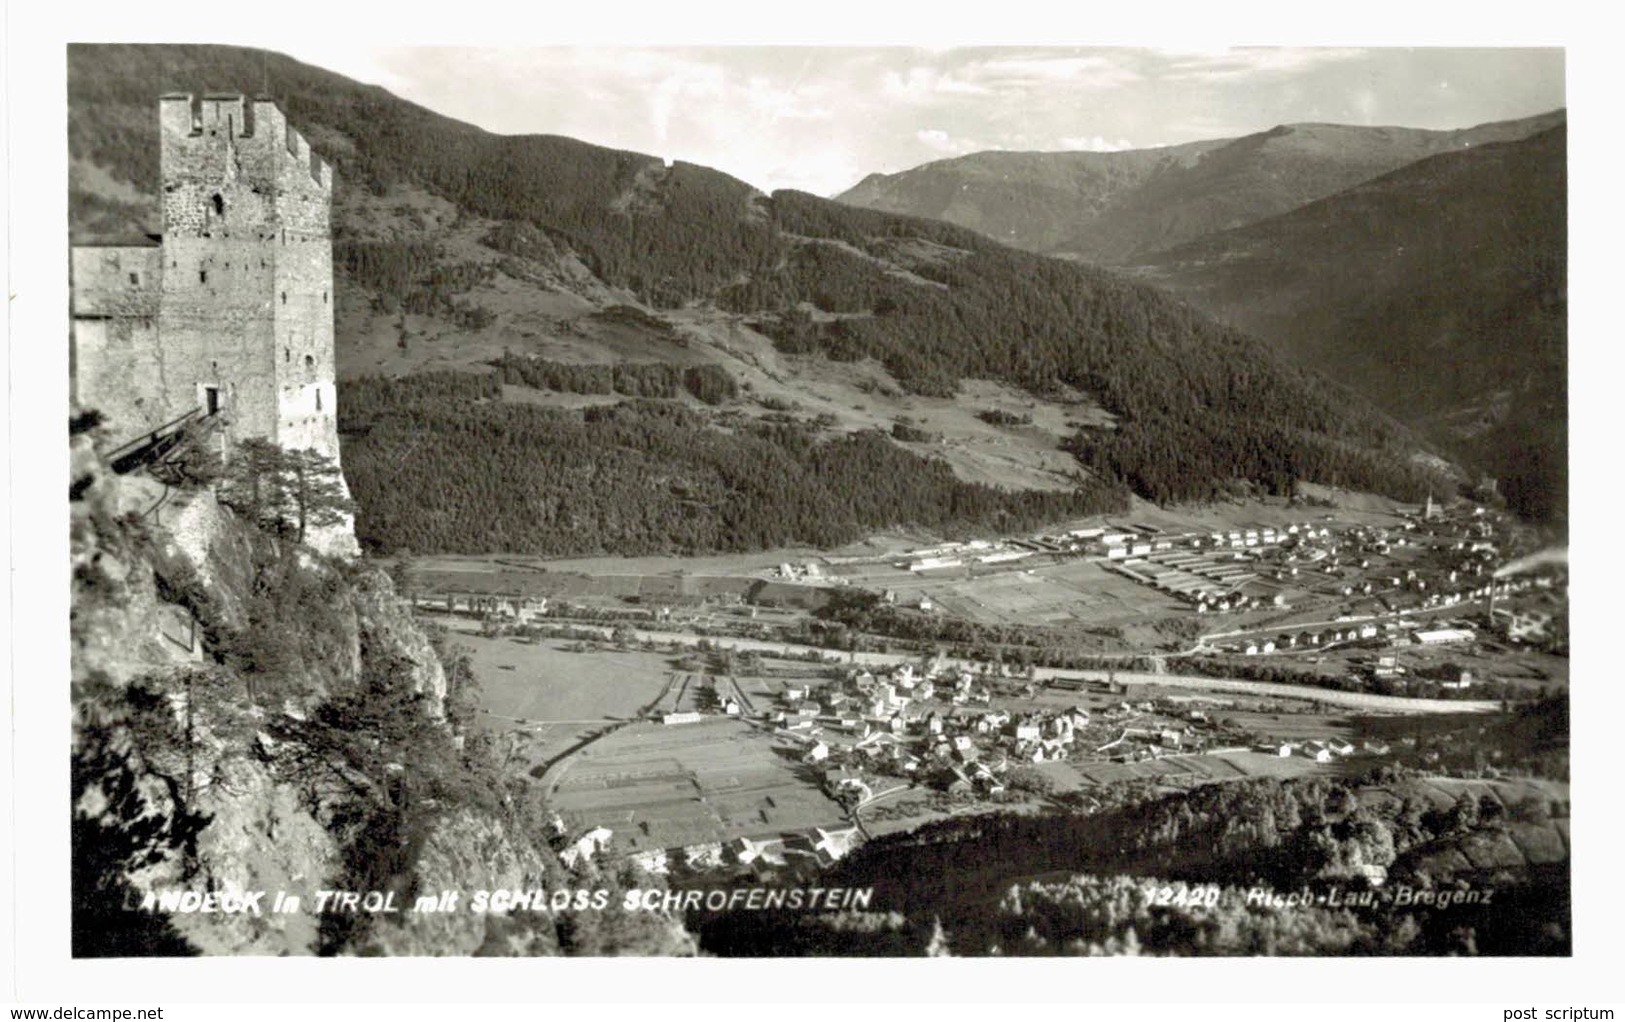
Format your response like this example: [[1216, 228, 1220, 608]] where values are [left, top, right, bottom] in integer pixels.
[[960, 53, 1142, 89], [742, 75, 834, 123], [1057, 135, 1135, 152], [1350, 87, 1379, 125], [881, 66, 992, 104], [915, 128, 985, 157], [1158, 46, 1369, 80]]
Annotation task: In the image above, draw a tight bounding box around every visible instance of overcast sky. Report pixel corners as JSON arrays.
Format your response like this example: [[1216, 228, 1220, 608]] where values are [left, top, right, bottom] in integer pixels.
[[276, 46, 1564, 197]]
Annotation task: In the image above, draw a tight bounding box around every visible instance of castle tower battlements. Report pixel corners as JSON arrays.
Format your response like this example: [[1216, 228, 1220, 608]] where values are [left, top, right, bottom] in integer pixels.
[[72, 94, 355, 557], [158, 93, 332, 239]]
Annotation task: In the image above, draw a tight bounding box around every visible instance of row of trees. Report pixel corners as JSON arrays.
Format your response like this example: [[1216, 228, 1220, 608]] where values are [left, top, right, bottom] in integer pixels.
[[215, 438, 354, 546], [334, 240, 496, 327], [490, 353, 737, 405]]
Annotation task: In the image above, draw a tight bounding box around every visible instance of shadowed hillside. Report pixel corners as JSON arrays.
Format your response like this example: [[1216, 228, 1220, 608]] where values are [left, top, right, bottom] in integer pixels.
[[837, 139, 1230, 254], [1131, 127, 1567, 522]]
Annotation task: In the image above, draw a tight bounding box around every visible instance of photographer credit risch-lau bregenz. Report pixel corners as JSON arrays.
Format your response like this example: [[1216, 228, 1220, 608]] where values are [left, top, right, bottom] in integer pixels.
[[67, 43, 1568, 959]]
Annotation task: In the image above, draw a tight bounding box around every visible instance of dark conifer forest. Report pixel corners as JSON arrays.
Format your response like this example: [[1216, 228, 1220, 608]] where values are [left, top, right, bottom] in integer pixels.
[[338, 374, 1128, 555]]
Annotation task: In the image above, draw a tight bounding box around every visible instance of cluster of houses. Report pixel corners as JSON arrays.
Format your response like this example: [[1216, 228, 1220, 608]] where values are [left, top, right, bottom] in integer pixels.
[[899, 539, 1035, 573], [1090, 520, 1397, 616], [413, 592, 550, 622], [1261, 737, 1357, 763], [1217, 617, 1490, 660], [771, 560, 849, 585], [893, 519, 1341, 575], [541, 814, 615, 870], [1221, 616, 1482, 656], [765, 662, 1097, 802], [770, 663, 983, 736], [806, 700, 1102, 804], [627, 824, 866, 877], [1109, 553, 1263, 613], [1259, 737, 1395, 762], [769, 661, 1248, 806]]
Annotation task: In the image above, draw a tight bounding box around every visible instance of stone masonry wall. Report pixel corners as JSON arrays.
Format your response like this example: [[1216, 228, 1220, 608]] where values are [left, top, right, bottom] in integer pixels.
[[157, 93, 335, 456], [70, 246, 166, 435], [72, 94, 355, 556]]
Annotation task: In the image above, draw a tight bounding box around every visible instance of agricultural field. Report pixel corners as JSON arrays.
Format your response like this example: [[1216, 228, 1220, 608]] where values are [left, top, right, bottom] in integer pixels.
[[461, 635, 675, 722], [457, 636, 676, 765], [860, 797, 1046, 840], [546, 718, 850, 854], [1210, 710, 1359, 744], [1053, 750, 1330, 788], [412, 563, 763, 605], [453, 625, 843, 776], [875, 557, 1189, 629]]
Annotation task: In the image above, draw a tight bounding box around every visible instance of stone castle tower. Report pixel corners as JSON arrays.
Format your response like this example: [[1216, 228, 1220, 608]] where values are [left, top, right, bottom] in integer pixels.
[[71, 93, 356, 555]]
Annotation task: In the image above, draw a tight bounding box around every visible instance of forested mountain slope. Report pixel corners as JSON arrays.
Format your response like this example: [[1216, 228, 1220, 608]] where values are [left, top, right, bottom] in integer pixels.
[[836, 113, 1563, 264], [70, 45, 1453, 555], [1131, 127, 1566, 522]]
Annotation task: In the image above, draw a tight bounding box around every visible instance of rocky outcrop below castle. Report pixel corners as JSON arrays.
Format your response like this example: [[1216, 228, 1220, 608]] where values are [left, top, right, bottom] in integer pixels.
[[70, 429, 692, 956]]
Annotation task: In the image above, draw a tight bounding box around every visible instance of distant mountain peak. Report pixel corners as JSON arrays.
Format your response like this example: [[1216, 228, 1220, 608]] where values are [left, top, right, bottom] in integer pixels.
[[837, 110, 1564, 264]]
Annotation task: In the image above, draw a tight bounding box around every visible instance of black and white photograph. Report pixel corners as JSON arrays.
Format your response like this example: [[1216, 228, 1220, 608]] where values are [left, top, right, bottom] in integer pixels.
[[5, 2, 1610, 1013]]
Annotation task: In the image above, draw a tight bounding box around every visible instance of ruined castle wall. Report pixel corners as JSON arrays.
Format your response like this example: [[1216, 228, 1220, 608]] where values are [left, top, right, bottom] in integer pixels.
[[70, 247, 167, 435], [156, 93, 337, 456], [71, 246, 162, 316], [263, 98, 340, 460], [156, 235, 279, 448], [273, 238, 340, 458], [75, 94, 354, 556]]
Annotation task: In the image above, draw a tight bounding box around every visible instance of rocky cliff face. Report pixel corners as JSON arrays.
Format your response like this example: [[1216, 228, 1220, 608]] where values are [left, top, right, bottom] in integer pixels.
[[352, 570, 447, 710], [68, 430, 605, 956]]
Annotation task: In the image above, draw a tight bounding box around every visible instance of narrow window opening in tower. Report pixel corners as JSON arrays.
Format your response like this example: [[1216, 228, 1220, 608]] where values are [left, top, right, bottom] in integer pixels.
[[200, 270, 208, 284], [204, 386, 221, 416], [285, 348, 290, 362], [305, 355, 315, 370], [282, 291, 287, 305], [316, 389, 323, 412], [323, 291, 328, 304], [211, 193, 225, 217], [128, 272, 140, 286]]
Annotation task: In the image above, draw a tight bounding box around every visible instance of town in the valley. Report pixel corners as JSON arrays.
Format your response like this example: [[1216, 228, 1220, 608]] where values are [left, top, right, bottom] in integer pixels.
[[404, 488, 1568, 880]]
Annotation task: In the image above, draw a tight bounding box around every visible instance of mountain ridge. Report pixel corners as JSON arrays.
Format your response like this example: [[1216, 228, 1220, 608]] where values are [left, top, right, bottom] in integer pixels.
[[836, 111, 1565, 263]]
